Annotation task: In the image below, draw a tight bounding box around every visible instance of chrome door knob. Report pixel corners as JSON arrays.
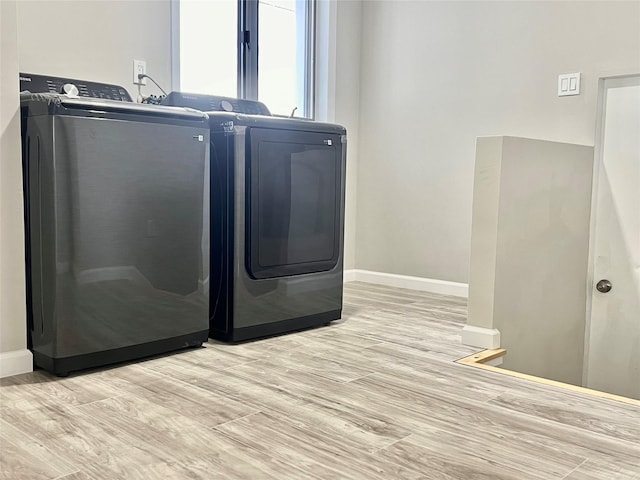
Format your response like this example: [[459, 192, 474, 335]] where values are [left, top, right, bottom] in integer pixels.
[[596, 279, 612, 293]]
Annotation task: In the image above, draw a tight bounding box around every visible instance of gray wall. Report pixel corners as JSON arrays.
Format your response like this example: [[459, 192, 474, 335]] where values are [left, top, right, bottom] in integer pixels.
[[468, 136, 594, 386], [0, 0, 28, 358], [356, 1, 640, 283], [466, 137, 503, 331], [333, 1, 361, 270], [1, 0, 171, 372], [314, 0, 362, 270], [16, 0, 172, 100]]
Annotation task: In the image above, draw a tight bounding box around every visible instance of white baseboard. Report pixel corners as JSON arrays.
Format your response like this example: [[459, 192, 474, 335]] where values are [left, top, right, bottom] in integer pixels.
[[343, 269, 357, 283], [461, 325, 501, 349], [343, 269, 468, 298], [0, 349, 33, 378]]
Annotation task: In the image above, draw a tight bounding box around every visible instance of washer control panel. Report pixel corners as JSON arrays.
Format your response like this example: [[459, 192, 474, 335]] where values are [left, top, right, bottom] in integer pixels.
[[161, 91, 271, 116], [19, 73, 132, 102]]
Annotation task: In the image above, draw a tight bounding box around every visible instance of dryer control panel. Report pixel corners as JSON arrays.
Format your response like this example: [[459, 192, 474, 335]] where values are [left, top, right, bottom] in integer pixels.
[[161, 91, 271, 116], [19, 73, 132, 102]]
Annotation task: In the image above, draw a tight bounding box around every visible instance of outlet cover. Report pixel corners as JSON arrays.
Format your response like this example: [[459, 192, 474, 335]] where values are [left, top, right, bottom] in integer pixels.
[[133, 59, 147, 85]]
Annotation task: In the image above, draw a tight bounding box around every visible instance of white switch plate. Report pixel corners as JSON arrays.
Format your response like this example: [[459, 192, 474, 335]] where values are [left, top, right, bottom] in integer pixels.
[[133, 59, 147, 85], [558, 72, 580, 96]]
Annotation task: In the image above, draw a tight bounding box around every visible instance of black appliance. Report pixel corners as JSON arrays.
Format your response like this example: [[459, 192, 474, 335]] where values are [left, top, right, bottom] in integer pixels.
[[162, 93, 346, 342], [162, 91, 271, 116], [20, 74, 211, 375]]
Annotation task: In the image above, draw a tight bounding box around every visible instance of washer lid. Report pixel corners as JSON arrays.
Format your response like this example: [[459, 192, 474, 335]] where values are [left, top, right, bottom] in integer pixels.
[[20, 93, 209, 121]]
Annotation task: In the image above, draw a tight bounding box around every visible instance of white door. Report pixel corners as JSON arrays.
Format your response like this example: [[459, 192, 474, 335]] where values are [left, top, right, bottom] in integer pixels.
[[584, 76, 640, 400]]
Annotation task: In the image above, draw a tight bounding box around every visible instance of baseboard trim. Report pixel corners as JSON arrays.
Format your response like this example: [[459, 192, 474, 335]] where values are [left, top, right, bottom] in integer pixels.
[[0, 349, 33, 378], [343, 269, 357, 283], [343, 269, 468, 298], [461, 325, 501, 349]]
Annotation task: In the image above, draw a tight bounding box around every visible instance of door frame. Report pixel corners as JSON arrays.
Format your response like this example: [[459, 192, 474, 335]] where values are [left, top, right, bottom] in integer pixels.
[[582, 73, 640, 386]]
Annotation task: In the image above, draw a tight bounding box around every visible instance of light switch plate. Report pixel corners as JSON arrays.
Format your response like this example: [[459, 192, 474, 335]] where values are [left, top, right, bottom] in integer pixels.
[[558, 72, 580, 96]]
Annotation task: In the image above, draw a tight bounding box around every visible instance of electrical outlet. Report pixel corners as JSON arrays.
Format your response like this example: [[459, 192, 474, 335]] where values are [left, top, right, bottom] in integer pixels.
[[133, 59, 147, 85]]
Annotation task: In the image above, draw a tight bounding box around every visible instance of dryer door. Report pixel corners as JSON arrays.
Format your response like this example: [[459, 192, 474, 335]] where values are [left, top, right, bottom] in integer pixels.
[[246, 128, 343, 279]]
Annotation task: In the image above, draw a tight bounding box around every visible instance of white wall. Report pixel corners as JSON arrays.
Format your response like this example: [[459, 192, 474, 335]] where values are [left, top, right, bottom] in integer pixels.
[[356, 1, 640, 283], [15, 0, 172, 100], [0, 0, 173, 377], [0, 0, 32, 377], [334, 1, 361, 270], [467, 136, 594, 386], [316, 0, 361, 270]]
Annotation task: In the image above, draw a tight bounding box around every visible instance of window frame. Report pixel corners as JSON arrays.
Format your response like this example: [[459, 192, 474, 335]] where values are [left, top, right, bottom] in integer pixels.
[[172, 0, 316, 119]]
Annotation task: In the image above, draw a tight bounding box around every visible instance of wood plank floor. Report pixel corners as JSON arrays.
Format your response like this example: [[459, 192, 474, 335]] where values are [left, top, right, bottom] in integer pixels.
[[1, 281, 639, 479]]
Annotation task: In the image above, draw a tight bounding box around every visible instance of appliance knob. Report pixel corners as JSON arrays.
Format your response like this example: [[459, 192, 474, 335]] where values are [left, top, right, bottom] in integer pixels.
[[61, 83, 79, 96], [220, 100, 233, 112]]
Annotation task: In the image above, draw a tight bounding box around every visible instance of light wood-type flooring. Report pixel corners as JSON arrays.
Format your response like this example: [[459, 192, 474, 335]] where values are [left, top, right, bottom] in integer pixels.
[[1, 281, 639, 479]]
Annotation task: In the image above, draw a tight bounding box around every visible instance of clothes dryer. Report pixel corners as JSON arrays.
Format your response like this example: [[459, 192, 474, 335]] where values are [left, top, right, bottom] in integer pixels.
[[163, 93, 346, 341]]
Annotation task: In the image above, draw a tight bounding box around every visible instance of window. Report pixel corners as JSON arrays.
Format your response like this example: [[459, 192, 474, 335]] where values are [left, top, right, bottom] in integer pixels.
[[179, 0, 238, 98], [176, 0, 315, 118]]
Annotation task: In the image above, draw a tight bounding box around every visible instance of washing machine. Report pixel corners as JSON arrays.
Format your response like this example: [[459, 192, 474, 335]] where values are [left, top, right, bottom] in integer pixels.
[[20, 74, 211, 375], [162, 93, 346, 341]]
